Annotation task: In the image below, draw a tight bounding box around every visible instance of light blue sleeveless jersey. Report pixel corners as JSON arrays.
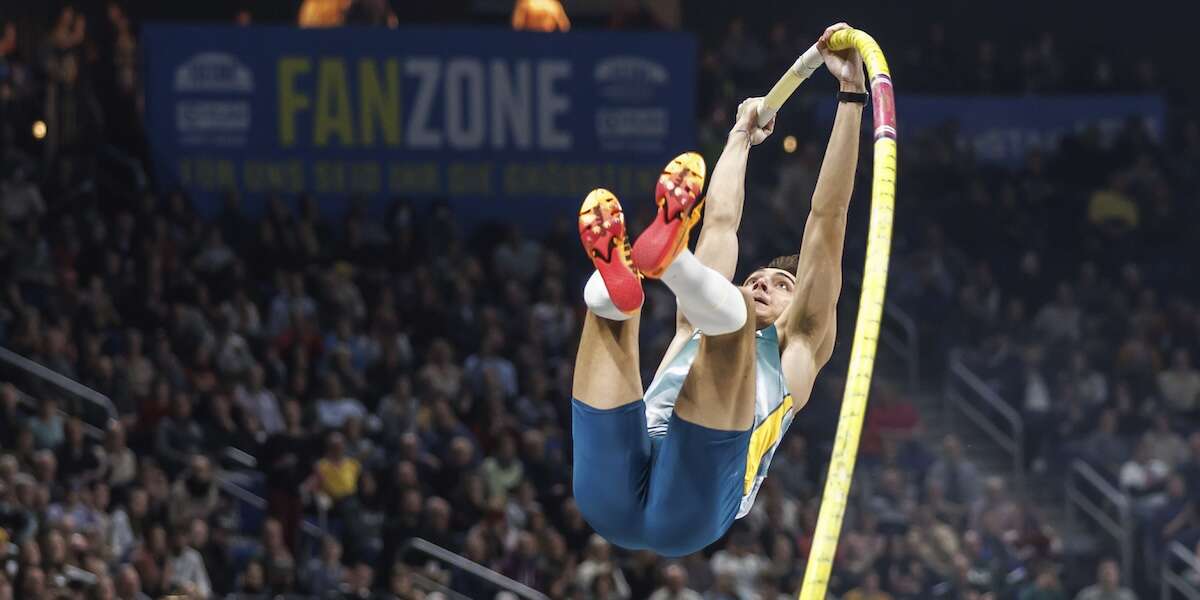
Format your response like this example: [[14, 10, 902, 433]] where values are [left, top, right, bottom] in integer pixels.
[[643, 325, 796, 518]]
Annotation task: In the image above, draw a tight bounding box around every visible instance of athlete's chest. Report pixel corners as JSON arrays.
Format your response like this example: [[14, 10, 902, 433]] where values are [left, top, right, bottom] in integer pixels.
[[644, 326, 789, 435]]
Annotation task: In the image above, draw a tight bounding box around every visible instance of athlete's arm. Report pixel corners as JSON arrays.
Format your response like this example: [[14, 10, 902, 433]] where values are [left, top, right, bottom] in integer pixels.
[[780, 23, 864, 399], [692, 99, 774, 282], [657, 100, 774, 375]]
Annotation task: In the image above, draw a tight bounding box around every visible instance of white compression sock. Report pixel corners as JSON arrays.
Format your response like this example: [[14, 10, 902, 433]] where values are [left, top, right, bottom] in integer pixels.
[[584, 270, 633, 322], [660, 250, 747, 336]]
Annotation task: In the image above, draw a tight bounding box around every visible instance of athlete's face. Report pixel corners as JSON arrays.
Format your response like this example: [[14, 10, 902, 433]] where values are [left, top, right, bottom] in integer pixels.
[[741, 268, 796, 330]]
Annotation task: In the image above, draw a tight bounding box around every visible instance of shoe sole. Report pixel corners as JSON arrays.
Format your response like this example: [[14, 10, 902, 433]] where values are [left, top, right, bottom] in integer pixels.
[[579, 188, 643, 314], [631, 152, 707, 279]]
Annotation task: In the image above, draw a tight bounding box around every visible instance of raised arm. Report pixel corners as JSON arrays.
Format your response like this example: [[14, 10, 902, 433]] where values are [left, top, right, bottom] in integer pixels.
[[655, 100, 774, 374], [692, 100, 774, 281], [780, 23, 864, 395]]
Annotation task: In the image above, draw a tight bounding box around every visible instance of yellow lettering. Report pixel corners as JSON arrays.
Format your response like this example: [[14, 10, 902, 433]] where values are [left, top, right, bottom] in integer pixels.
[[278, 58, 311, 147], [359, 58, 401, 147], [349, 162, 381, 194], [216, 160, 236, 189], [314, 161, 347, 193], [447, 162, 491, 196], [315, 59, 354, 147]]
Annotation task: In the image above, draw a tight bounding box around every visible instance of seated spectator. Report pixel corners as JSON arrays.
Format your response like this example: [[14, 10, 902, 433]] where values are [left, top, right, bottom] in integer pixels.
[[56, 417, 99, 483], [164, 526, 211, 599], [99, 421, 137, 490], [303, 536, 347, 597], [167, 455, 219, 528], [315, 374, 367, 430], [530, 279, 575, 352], [310, 432, 366, 557], [480, 433, 524, 501], [376, 375, 417, 441], [27, 396, 64, 451], [861, 382, 921, 461], [576, 535, 632, 598], [235, 559, 268, 596], [926, 434, 982, 517], [1081, 409, 1130, 476], [971, 476, 1020, 534], [650, 563, 703, 600], [1073, 558, 1136, 600], [420, 496, 458, 552], [871, 468, 916, 534], [340, 415, 374, 466], [1142, 413, 1188, 469], [266, 273, 317, 338], [1066, 351, 1108, 408], [908, 505, 961, 577], [418, 338, 463, 400], [257, 518, 297, 593], [0, 384, 23, 448], [464, 329, 517, 398], [498, 531, 544, 590], [837, 512, 885, 586], [1159, 348, 1200, 415], [710, 531, 766, 600], [114, 563, 152, 600], [1033, 284, 1081, 344], [154, 391, 205, 476], [234, 364, 284, 435], [1019, 564, 1066, 600], [1120, 437, 1170, 513], [772, 435, 814, 499], [323, 318, 372, 375]]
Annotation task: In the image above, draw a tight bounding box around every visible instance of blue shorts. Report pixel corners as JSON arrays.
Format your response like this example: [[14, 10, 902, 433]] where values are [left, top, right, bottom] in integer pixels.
[[571, 398, 752, 557]]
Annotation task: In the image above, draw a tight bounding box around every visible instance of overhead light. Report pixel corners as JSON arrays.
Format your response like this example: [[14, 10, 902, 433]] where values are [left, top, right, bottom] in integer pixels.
[[782, 135, 797, 153], [32, 121, 47, 140]]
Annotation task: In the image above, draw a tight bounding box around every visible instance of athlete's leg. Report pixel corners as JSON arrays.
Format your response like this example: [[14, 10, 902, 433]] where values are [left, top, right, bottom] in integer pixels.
[[572, 309, 642, 408], [571, 189, 651, 549], [573, 188, 644, 408], [643, 411, 751, 556], [673, 289, 758, 430], [636, 292, 758, 556]]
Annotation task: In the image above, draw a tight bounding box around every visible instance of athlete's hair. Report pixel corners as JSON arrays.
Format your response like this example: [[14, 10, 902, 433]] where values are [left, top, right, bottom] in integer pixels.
[[764, 253, 800, 276]]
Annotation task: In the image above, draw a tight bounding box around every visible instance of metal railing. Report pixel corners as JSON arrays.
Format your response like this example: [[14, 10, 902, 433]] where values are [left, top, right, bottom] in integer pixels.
[[945, 351, 1024, 490], [1066, 459, 1133, 586], [401, 538, 552, 600], [1162, 542, 1200, 600], [844, 269, 920, 391], [0, 346, 118, 428]]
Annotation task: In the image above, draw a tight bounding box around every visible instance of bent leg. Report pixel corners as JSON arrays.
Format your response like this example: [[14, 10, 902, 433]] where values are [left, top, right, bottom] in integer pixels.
[[571, 302, 652, 549], [673, 290, 759, 431], [643, 412, 751, 556], [572, 308, 643, 410]]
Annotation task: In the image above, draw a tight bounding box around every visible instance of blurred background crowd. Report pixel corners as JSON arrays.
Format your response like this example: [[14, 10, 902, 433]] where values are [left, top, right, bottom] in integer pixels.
[[1, 0, 1198, 599]]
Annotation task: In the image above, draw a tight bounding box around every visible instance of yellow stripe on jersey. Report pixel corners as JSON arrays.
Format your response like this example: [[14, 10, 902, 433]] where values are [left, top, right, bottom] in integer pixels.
[[743, 394, 794, 495]]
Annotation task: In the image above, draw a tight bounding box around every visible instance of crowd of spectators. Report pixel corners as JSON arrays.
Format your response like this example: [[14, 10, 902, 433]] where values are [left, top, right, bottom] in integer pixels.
[[1, 1, 1196, 599]]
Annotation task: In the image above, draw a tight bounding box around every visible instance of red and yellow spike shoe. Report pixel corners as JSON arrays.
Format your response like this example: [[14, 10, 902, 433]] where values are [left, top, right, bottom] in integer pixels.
[[631, 152, 707, 279], [579, 188, 643, 314]]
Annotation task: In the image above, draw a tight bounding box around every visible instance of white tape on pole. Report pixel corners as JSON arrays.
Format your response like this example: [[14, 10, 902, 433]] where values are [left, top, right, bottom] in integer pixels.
[[758, 44, 824, 126]]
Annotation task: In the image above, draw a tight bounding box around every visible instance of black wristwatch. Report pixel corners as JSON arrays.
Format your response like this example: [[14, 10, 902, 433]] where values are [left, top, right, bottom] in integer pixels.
[[838, 90, 869, 105]]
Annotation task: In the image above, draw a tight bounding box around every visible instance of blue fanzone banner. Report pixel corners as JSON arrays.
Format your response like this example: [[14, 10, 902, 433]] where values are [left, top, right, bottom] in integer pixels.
[[815, 94, 1165, 166], [142, 25, 696, 222]]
